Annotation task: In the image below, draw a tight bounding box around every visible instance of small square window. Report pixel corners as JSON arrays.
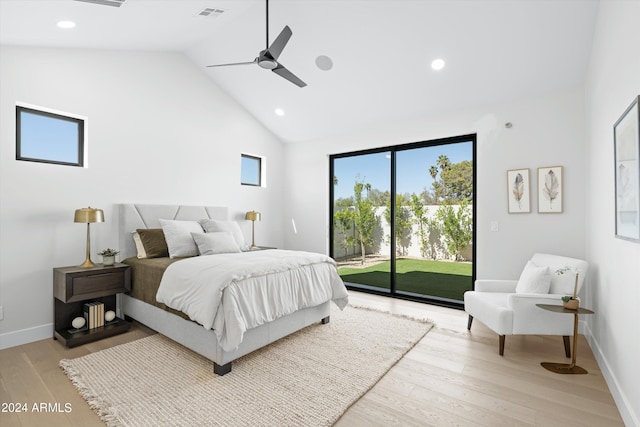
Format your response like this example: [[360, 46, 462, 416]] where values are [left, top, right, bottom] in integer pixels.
[[16, 105, 85, 167], [241, 154, 262, 186]]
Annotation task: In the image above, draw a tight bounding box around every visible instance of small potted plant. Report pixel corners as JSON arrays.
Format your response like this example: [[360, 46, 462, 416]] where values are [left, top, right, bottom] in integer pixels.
[[98, 248, 119, 266], [561, 295, 580, 310]]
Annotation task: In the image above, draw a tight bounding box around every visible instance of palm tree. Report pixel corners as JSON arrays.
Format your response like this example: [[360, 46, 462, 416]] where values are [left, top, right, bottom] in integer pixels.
[[437, 154, 450, 172], [429, 165, 438, 180], [437, 155, 451, 202]]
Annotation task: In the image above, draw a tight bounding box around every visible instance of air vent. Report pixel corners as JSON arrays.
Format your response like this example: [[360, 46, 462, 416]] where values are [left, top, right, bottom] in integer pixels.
[[198, 8, 225, 17], [74, 0, 126, 7]]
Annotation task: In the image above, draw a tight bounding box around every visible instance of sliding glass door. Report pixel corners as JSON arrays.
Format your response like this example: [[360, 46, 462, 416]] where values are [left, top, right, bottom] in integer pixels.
[[331, 151, 391, 293], [330, 135, 475, 306]]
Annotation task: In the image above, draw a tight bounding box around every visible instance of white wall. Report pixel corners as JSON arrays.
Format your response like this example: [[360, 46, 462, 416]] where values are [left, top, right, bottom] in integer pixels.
[[584, 1, 640, 425], [0, 46, 285, 348], [284, 87, 587, 281]]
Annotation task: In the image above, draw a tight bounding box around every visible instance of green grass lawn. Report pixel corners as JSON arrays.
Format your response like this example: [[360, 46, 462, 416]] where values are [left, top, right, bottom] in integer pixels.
[[338, 258, 472, 301]]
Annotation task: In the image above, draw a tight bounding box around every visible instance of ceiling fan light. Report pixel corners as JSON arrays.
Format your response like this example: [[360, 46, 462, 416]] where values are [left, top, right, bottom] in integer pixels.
[[258, 59, 278, 70]]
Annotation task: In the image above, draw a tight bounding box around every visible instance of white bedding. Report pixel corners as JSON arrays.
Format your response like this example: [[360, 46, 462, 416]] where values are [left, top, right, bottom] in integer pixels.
[[156, 249, 349, 351]]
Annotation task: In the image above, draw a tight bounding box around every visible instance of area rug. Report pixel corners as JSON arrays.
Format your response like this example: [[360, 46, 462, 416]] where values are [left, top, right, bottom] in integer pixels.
[[60, 305, 433, 427]]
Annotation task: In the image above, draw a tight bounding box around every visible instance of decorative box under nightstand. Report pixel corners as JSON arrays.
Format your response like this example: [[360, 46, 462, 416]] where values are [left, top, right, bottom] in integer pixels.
[[53, 263, 131, 347]]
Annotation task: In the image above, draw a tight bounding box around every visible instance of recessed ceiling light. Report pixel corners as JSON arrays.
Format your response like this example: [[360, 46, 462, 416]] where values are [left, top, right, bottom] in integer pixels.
[[431, 58, 445, 70], [275, 108, 285, 116], [57, 20, 76, 29]]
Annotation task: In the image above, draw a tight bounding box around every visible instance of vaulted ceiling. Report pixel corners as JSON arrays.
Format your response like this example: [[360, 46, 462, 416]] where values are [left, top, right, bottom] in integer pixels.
[[0, 0, 599, 143]]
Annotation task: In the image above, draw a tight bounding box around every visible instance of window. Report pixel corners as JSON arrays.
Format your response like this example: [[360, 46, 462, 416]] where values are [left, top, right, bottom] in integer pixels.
[[330, 134, 476, 307], [16, 105, 85, 167], [241, 154, 262, 186]]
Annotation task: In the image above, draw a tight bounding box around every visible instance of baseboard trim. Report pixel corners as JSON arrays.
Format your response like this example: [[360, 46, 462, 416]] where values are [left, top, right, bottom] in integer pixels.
[[583, 322, 639, 427], [0, 323, 53, 350]]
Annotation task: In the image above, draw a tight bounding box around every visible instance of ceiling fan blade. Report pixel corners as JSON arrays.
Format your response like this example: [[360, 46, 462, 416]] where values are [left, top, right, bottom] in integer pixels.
[[206, 60, 257, 68], [266, 25, 292, 60], [272, 63, 307, 87]]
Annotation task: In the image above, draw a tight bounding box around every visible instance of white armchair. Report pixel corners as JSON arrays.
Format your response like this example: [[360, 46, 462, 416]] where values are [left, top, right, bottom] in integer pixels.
[[464, 253, 588, 356]]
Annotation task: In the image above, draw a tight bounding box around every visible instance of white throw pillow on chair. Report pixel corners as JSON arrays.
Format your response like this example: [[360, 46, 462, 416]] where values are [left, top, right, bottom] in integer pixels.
[[515, 261, 551, 294]]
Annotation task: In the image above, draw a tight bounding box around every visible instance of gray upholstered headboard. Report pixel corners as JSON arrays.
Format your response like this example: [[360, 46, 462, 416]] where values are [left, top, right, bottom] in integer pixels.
[[118, 204, 228, 260]]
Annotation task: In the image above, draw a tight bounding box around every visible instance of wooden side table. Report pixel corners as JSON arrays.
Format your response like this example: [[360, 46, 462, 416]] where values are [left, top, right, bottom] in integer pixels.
[[53, 263, 131, 347], [536, 304, 594, 374]]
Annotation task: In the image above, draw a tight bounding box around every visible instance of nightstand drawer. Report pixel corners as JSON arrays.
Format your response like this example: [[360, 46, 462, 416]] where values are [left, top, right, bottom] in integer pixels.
[[54, 264, 131, 303], [72, 272, 126, 299]]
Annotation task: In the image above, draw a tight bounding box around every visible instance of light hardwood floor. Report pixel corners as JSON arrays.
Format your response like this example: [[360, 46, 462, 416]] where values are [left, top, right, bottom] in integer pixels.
[[0, 291, 624, 427]]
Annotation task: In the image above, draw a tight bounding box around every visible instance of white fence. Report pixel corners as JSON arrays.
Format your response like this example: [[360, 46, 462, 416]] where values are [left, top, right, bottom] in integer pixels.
[[333, 205, 473, 262]]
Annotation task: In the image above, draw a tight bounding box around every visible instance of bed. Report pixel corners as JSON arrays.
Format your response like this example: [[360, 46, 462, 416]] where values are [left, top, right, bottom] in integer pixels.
[[117, 203, 348, 375]]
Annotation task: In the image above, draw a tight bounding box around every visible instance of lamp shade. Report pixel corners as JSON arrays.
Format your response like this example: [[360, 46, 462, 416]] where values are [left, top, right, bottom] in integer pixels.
[[74, 207, 104, 223], [245, 211, 261, 221]]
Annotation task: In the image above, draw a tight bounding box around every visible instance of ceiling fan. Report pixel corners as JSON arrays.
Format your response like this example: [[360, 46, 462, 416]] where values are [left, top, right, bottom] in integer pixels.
[[206, 0, 306, 88]]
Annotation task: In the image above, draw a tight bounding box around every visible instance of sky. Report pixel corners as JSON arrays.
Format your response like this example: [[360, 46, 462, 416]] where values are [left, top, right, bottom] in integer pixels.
[[19, 110, 80, 164], [241, 154, 261, 186], [333, 140, 473, 200]]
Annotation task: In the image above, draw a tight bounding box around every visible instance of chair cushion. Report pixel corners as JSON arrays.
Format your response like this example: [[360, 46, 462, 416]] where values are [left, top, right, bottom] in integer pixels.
[[515, 261, 551, 294], [464, 291, 513, 335]]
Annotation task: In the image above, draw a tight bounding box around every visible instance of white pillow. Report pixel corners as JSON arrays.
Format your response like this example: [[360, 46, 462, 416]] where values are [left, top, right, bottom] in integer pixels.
[[192, 232, 241, 255], [132, 231, 147, 259], [549, 267, 583, 295], [200, 220, 249, 251], [515, 261, 551, 294], [159, 219, 204, 258]]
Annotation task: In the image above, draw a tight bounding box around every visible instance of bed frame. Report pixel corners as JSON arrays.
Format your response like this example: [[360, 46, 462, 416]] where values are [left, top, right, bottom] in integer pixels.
[[117, 204, 330, 375]]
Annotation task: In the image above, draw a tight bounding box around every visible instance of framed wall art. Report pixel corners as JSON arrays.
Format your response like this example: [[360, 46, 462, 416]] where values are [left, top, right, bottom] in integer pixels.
[[614, 95, 640, 242], [507, 168, 531, 213], [538, 166, 563, 213]]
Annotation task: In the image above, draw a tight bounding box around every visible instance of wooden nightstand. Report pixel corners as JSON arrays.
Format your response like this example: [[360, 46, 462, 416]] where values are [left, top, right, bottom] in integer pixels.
[[53, 263, 131, 347]]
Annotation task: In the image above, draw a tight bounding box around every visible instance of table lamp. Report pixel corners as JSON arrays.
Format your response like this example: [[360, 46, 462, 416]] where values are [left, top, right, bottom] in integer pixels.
[[74, 206, 104, 268], [245, 210, 261, 249]]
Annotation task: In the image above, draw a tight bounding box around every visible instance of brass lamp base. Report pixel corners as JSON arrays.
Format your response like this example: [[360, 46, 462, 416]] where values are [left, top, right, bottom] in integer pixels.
[[78, 257, 97, 268], [78, 220, 99, 268], [541, 362, 588, 375]]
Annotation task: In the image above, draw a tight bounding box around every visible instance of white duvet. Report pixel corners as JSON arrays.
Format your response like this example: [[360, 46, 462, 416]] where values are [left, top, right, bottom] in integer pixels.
[[156, 249, 349, 351]]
